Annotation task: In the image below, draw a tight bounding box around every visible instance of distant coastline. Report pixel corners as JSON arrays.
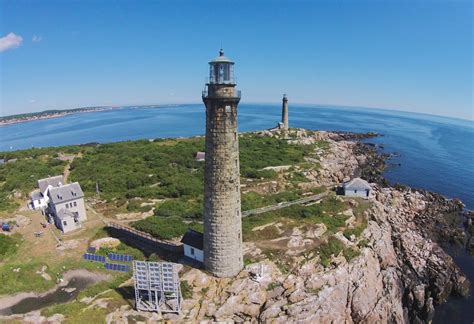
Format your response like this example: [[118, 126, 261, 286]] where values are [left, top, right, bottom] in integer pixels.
[[0, 106, 117, 126]]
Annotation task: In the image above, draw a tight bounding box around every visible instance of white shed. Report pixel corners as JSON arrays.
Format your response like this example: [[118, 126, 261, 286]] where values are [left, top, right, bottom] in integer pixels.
[[343, 178, 372, 199], [181, 229, 204, 263], [195, 152, 205, 162]]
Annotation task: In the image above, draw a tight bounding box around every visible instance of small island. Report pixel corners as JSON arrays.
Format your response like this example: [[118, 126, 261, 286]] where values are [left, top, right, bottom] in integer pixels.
[[0, 128, 471, 322]]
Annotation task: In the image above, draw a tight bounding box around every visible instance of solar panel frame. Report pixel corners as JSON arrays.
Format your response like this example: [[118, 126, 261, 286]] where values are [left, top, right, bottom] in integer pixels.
[[105, 262, 130, 272], [83, 253, 105, 263], [108, 253, 133, 263]]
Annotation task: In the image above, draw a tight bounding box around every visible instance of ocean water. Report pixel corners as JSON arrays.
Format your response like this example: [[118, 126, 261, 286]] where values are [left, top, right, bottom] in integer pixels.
[[1, 104, 473, 321]]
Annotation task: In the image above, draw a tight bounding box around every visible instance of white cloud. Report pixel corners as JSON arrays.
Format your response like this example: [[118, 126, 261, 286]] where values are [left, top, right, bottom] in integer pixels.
[[29, 99, 36, 103], [32, 35, 42, 42], [0, 32, 23, 52]]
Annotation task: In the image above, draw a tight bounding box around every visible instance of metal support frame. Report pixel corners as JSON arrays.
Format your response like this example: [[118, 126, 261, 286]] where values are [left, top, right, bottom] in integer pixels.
[[133, 261, 182, 314]]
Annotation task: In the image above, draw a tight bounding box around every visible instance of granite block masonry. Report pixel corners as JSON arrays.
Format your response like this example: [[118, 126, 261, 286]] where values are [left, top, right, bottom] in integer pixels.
[[201, 49, 243, 277]]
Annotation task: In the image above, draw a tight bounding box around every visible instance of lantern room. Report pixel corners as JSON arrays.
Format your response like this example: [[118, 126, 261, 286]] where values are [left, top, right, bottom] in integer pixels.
[[208, 49, 235, 85]]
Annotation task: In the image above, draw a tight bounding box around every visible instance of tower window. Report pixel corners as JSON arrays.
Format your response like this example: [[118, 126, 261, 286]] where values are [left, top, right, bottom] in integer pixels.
[[225, 105, 231, 113], [223, 64, 230, 81]]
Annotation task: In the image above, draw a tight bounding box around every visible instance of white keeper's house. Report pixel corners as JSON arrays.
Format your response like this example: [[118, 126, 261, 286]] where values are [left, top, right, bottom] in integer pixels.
[[31, 175, 87, 233]]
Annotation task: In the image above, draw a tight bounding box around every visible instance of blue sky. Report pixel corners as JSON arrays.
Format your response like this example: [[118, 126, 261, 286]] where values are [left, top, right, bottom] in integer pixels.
[[1, 0, 472, 120]]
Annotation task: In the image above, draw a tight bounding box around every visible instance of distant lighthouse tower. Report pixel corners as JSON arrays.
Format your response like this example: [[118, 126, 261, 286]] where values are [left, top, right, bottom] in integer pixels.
[[281, 94, 289, 131], [202, 49, 243, 278]]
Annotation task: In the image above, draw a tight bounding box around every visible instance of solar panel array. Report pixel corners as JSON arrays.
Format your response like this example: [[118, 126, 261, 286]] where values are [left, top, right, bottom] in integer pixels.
[[108, 253, 133, 262], [133, 261, 182, 313], [83, 253, 106, 263], [105, 262, 130, 272]]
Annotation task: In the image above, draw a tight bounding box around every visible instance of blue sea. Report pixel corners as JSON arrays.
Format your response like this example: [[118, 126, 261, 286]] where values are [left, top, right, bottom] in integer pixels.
[[1, 103, 473, 321]]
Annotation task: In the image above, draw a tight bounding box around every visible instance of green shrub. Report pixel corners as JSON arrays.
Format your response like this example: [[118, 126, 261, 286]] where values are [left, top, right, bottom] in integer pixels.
[[318, 237, 344, 267], [343, 248, 360, 262], [127, 200, 152, 213], [180, 281, 193, 299], [131, 216, 203, 240], [343, 221, 368, 240], [154, 199, 202, 219]]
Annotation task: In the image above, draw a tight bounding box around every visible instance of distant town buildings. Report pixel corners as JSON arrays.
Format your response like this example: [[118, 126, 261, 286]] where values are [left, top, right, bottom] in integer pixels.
[[31, 175, 87, 233], [342, 177, 372, 198]]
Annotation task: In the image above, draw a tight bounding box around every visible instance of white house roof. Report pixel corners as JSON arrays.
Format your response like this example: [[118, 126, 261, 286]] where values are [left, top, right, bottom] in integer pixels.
[[31, 191, 43, 200], [49, 182, 84, 204], [181, 229, 203, 250], [343, 178, 372, 190], [38, 175, 64, 193]]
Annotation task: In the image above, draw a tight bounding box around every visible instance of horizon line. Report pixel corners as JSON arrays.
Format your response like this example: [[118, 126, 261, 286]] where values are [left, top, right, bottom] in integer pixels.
[[2, 101, 473, 123]]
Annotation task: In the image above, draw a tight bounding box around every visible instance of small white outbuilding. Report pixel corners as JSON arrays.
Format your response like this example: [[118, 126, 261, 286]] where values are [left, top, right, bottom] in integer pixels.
[[181, 229, 204, 263], [342, 178, 372, 199]]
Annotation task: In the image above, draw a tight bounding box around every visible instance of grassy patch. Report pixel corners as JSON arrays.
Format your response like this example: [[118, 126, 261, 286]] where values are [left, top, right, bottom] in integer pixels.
[[126, 200, 152, 213], [0, 233, 21, 258], [242, 196, 347, 241], [343, 247, 360, 262], [289, 171, 309, 184], [266, 282, 281, 291], [358, 239, 369, 248], [245, 224, 282, 242], [0, 256, 110, 296], [241, 191, 300, 211], [243, 256, 255, 266], [131, 216, 203, 240], [318, 236, 345, 267], [239, 134, 313, 178], [41, 274, 130, 322], [351, 199, 372, 218], [95, 242, 146, 261], [181, 281, 193, 299], [242, 197, 347, 240], [0, 261, 58, 295], [343, 220, 368, 240], [154, 198, 202, 219]]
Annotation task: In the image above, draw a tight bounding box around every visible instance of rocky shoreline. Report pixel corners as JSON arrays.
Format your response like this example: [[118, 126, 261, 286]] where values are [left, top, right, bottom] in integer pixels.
[[162, 129, 470, 323]]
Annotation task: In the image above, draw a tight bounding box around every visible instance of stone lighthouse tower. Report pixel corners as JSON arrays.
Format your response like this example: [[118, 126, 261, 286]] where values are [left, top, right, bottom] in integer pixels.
[[281, 94, 289, 131], [202, 49, 243, 278]]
